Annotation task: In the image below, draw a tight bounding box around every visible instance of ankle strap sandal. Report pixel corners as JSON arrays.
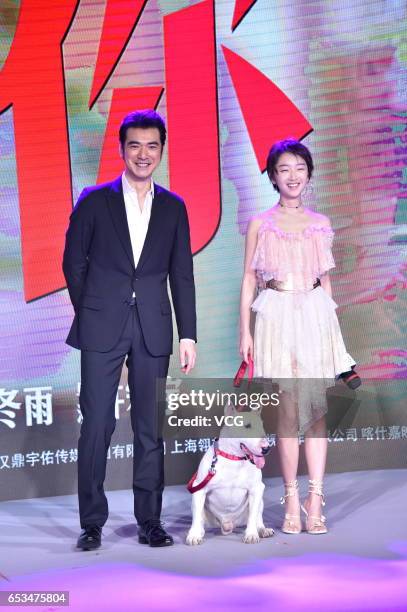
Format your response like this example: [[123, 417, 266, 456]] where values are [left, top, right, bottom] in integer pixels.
[[280, 480, 301, 535], [301, 479, 328, 535]]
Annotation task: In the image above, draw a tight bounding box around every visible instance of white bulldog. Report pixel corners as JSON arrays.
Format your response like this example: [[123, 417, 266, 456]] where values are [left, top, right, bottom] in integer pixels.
[[186, 405, 274, 544]]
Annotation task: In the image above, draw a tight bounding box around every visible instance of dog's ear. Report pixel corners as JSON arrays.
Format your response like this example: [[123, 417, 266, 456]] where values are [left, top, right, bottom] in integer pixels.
[[224, 402, 236, 417]]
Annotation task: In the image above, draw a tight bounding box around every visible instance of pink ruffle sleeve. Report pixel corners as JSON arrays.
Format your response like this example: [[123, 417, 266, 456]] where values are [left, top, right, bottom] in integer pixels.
[[251, 219, 335, 286]]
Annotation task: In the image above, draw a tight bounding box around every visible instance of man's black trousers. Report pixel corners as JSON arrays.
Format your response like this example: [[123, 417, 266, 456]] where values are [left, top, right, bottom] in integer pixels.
[[77, 304, 170, 527]]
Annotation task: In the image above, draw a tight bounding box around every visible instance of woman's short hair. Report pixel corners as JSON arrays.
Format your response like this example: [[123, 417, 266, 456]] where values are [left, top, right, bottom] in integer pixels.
[[266, 138, 313, 192]]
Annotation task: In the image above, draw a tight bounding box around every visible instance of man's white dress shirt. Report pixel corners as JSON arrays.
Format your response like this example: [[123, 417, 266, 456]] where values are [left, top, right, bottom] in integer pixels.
[[122, 173, 194, 345], [122, 172, 153, 268]]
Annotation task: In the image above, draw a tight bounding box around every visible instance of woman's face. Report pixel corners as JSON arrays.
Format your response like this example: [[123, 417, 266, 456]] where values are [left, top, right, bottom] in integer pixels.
[[272, 152, 309, 200]]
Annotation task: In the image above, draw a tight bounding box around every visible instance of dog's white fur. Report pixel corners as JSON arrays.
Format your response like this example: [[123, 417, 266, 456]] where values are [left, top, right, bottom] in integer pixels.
[[186, 405, 274, 545]]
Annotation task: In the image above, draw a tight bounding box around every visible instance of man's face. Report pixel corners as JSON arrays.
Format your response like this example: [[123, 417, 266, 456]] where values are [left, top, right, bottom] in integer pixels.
[[120, 127, 163, 183]]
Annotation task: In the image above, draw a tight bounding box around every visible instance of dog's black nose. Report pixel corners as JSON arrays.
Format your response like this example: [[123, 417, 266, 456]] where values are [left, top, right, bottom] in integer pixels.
[[261, 445, 271, 456]]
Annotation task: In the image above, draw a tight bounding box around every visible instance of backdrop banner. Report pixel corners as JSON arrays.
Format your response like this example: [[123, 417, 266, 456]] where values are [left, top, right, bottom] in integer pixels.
[[1, 0, 406, 501]]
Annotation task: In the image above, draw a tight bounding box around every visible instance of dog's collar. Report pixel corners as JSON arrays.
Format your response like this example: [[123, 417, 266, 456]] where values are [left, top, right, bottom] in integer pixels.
[[239, 442, 266, 465], [215, 441, 265, 463], [187, 439, 262, 494], [216, 447, 247, 461], [216, 445, 264, 466]]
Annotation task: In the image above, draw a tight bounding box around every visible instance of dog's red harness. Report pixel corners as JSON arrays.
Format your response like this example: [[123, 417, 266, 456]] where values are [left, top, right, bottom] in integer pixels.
[[187, 439, 258, 494]]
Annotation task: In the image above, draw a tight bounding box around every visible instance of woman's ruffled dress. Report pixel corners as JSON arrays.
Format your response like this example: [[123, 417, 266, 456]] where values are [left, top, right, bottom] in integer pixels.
[[251, 216, 355, 431]]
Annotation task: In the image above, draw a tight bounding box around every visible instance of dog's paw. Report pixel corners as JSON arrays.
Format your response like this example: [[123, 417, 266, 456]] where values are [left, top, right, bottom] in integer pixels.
[[186, 530, 205, 546], [243, 531, 261, 544], [258, 526, 275, 538]]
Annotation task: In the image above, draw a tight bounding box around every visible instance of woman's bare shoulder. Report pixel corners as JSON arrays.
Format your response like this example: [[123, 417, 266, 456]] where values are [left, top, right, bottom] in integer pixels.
[[249, 207, 278, 230], [304, 209, 332, 228]]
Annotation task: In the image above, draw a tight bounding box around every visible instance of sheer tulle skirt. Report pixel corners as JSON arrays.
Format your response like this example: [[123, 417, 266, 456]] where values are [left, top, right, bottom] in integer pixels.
[[252, 287, 355, 433]]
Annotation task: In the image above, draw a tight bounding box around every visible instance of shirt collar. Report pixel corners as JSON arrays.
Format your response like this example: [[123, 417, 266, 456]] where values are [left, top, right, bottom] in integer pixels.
[[122, 172, 154, 199]]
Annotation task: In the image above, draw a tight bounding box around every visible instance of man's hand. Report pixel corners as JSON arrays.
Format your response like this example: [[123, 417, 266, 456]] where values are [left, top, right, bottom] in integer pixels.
[[180, 339, 196, 374]]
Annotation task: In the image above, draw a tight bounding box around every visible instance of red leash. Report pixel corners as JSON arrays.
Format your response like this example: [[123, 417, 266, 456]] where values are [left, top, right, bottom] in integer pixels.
[[188, 359, 256, 494], [187, 469, 216, 494], [233, 357, 254, 387], [187, 439, 247, 494]]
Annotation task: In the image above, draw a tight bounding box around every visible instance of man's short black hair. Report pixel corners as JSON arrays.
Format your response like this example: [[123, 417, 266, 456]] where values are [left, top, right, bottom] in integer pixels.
[[119, 109, 166, 148], [266, 138, 314, 192]]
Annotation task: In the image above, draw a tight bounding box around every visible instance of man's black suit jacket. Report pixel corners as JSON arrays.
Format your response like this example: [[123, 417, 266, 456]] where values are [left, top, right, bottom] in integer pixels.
[[62, 176, 196, 355]]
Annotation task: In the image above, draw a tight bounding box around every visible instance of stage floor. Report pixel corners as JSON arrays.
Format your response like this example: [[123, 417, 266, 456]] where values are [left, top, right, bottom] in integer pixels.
[[1, 469, 406, 611]]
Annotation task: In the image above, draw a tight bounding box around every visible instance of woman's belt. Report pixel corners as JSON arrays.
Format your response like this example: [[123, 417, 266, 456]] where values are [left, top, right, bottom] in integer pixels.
[[264, 278, 321, 292]]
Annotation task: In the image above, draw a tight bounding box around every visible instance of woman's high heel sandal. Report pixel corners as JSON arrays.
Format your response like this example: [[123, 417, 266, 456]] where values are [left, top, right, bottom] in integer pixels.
[[301, 479, 328, 535], [280, 480, 302, 534]]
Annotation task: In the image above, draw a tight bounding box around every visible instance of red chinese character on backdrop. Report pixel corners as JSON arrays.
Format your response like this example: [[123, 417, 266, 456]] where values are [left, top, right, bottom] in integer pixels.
[[0, 0, 311, 302], [0, 0, 79, 302]]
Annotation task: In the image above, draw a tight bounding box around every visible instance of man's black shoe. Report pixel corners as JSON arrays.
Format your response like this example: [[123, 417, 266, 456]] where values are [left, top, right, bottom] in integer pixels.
[[138, 519, 174, 547], [77, 525, 102, 551]]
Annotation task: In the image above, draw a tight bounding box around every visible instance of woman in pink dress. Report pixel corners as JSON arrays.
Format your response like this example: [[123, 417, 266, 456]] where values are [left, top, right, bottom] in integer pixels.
[[239, 138, 356, 534]]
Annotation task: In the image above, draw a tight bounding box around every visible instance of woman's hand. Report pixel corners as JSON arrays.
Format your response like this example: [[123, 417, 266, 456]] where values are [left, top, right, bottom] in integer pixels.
[[240, 332, 254, 364]]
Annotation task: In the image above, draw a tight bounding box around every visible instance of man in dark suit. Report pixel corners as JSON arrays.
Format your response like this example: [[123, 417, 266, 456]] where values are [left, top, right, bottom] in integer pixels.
[[63, 109, 196, 549]]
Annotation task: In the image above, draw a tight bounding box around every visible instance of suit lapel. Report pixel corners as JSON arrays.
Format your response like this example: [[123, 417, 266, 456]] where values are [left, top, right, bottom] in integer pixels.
[[136, 183, 165, 271], [107, 177, 135, 269]]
